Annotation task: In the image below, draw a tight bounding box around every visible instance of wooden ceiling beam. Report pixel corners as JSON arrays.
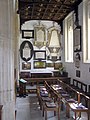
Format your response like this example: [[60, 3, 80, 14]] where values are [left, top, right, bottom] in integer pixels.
[[18, 0, 62, 5], [18, 0, 83, 29], [31, 4, 35, 19]]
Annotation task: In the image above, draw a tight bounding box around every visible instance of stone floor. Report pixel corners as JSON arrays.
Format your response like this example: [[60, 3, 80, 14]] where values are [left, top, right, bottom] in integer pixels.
[[16, 94, 88, 120]]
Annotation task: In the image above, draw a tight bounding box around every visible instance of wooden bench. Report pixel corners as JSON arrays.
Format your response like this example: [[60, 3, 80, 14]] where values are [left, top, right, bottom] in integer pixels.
[[58, 79, 90, 105], [31, 72, 52, 78], [66, 92, 90, 120], [19, 72, 31, 78], [23, 77, 70, 85], [70, 79, 88, 94], [86, 85, 90, 97], [51, 79, 90, 120]]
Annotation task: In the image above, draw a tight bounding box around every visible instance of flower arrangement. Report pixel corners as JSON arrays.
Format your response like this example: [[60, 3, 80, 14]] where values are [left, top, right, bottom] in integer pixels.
[[59, 66, 65, 74]]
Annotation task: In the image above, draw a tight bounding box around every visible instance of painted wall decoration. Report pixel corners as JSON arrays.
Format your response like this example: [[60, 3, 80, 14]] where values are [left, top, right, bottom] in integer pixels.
[[34, 50, 46, 60], [34, 24, 46, 48], [74, 26, 81, 52], [20, 41, 33, 62], [46, 63, 54, 67], [76, 70, 80, 77], [22, 30, 34, 39], [74, 53, 81, 68], [34, 61, 46, 69], [22, 62, 31, 70]]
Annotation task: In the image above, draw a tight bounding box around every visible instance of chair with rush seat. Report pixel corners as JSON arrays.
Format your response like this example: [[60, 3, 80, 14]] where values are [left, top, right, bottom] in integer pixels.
[[42, 81, 61, 120]]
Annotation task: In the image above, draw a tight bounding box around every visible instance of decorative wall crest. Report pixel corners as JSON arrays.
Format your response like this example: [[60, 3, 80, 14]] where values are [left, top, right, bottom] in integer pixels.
[[34, 24, 46, 49], [20, 41, 33, 62], [47, 26, 61, 61]]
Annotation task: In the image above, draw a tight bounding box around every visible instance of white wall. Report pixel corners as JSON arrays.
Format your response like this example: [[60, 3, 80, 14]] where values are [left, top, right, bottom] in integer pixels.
[[20, 20, 61, 73], [62, 2, 90, 86]]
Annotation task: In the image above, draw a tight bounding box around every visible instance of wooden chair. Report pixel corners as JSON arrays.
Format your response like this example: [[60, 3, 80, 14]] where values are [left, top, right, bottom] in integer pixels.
[[42, 93, 60, 120], [42, 81, 61, 120], [36, 85, 49, 110]]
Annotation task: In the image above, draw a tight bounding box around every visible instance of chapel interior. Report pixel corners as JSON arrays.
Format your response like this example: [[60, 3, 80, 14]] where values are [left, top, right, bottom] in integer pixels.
[[0, 0, 90, 120]]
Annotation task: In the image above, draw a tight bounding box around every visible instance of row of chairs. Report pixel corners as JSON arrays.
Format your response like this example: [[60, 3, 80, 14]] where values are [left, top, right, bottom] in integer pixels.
[[48, 80, 90, 120], [36, 81, 61, 120], [37, 79, 90, 120], [57, 79, 90, 108]]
